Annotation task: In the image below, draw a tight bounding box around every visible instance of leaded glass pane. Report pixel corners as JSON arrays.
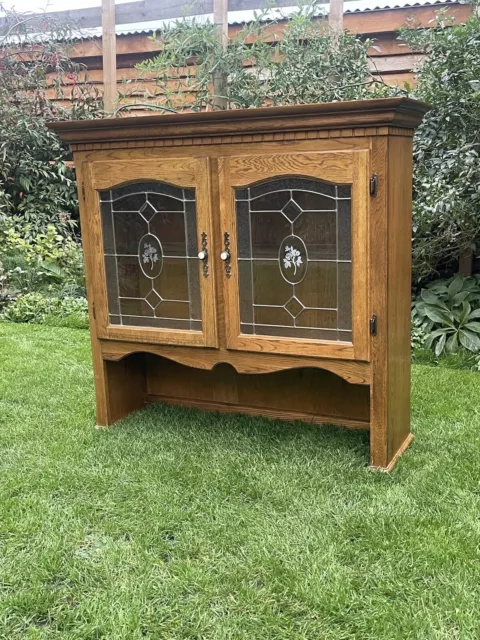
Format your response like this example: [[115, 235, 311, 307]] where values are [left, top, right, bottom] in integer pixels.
[[238, 260, 253, 324], [100, 181, 202, 331], [236, 201, 251, 259], [294, 211, 336, 260], [250, 191, 291, 212], [255, 306, 294, 327], [251, 211, 290, 259], [114, 213, 148, 254], [236, 177, 352, 342], [112, 193, 145, 212], [147, 193, 183, 212], [149, 212, 185, 257]]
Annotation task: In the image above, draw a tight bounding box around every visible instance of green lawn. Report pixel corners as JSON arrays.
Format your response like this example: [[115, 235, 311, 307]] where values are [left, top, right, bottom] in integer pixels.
[[0, 323, 479, 640]]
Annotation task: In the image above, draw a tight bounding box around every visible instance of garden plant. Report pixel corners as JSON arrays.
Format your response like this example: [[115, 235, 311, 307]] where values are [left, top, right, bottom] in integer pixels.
[[0, 7, 101, 323]]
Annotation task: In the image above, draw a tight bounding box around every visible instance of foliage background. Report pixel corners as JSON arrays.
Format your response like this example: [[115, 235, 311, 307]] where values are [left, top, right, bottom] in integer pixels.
[[400, 8, 480, 282], [0, 7, 101, 321], [137, 2, 395, 111]]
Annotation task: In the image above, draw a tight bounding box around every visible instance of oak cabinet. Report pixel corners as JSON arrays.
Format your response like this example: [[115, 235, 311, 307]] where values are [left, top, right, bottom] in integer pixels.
[[50, 98, 428, 470]]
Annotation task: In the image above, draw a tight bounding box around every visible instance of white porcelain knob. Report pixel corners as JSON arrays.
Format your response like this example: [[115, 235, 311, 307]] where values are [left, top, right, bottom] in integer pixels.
[[220, 251, 230, 261], [198, 250, 207, 260]]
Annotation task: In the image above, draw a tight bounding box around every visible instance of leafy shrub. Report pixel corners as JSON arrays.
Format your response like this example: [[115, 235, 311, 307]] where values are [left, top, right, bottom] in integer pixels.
[[400, 9, 480, 281], [0, 108, 79, 238], [0, 7, 102, 325], [412, 275, 480, 355], [0, 292, 88, 329], [0, 224, 85, 300], [0, 7, 102, 240], [136, 0, 396, 112], [0, 258, 18, 311]]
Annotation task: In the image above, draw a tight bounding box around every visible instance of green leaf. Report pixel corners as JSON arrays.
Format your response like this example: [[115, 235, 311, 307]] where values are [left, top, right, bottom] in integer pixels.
[[467, 308, 480, 319], [445, 332, 459, 353], [414, 301, 428, 317], [463, 321, 480, 333], [448, 275, 464, 297], [425, 327, 450, 348], [451, 291, 471, 306], [450, 308, 462, 323], [421, 289, 446, 307], [423, 306, 455, 327], [460, 301, 472, 324], [435, 332, 447, 356], [459, 330, 480, 352], [428, 283, 448, 295]]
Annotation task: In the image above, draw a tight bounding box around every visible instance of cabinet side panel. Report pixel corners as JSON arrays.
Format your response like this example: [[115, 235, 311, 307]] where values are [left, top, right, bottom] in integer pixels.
[[370, 135, 414, 469], [104, 354, 147, 423], [74, 156, 109, 425], [387, 136, 413, 459], [369, 137, 389, 466]]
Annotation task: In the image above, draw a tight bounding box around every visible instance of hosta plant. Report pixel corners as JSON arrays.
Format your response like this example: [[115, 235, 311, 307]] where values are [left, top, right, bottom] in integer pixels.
[[412, 275, 480, 356]]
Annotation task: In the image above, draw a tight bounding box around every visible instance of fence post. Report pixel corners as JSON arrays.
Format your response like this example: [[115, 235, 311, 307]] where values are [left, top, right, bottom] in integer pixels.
[[213, 0, 228, 110], [102, 0, 117, 114], [329, 0, 344, 44]]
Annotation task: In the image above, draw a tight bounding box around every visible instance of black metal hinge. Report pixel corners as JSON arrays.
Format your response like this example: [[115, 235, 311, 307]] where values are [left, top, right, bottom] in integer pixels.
[[370, 314, 377, 336], [92, 302, 96, 320], [81, 181, 86, 201], [370, 174, 378, 197]]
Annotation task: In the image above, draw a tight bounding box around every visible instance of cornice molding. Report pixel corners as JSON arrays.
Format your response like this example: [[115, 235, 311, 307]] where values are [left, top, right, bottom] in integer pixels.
[[49, 98, 430, 146]]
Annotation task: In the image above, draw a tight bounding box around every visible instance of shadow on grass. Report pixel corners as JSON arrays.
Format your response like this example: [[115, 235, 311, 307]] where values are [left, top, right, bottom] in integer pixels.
[[103, 402, 371, 467]]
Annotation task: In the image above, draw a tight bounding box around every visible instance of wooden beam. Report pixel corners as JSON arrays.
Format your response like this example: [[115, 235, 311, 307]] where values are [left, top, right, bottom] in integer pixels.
[[102, 0, 117, 113], [21, 0, 298, 30], [329, 0, 344, 35], [345, 3, 471, 34], [213, 0, 228, 110], [369, 53, 426, 73]]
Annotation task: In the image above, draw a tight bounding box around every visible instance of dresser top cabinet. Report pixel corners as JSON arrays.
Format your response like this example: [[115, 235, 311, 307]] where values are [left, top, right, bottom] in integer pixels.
[[50, 98, 428, 471]]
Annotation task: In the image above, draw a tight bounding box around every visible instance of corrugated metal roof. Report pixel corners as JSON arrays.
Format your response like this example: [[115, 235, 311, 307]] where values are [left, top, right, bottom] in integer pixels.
[[343, 0, 456, 11], [2, 0, 456, 42], [70, 0, 458, 37]]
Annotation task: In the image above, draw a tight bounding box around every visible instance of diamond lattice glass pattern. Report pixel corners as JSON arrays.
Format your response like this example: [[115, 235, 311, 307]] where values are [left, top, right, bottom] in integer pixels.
[[100, 181, 202, 331], [236, 177, 352, 342]]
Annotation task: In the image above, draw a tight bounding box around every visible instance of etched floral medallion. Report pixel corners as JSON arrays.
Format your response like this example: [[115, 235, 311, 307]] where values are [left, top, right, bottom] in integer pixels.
[[278, 235, 308, 284], [138, 233, 163, 279]]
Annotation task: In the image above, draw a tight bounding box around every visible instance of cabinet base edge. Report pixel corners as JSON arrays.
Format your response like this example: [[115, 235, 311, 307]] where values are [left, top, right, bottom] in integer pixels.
[[145, 394, 370, 430], [368, 433, 414, 472]]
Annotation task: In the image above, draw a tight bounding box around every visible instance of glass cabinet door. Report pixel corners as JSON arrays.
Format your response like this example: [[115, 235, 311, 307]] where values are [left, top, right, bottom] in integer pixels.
[[84, 157, 217, 347], [219, 152, 369, 361], [100, 182, 201, 331]]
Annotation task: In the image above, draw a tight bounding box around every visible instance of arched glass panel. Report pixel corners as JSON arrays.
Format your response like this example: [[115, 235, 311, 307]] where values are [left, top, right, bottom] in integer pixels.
[[236, 177, 351, 341], [100, 182, 201, 331]]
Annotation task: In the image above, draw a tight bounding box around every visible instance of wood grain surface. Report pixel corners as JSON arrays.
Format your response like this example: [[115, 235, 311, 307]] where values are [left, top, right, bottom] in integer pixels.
[[48, 98, 429, 144], [56, 100, 426, 470]]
